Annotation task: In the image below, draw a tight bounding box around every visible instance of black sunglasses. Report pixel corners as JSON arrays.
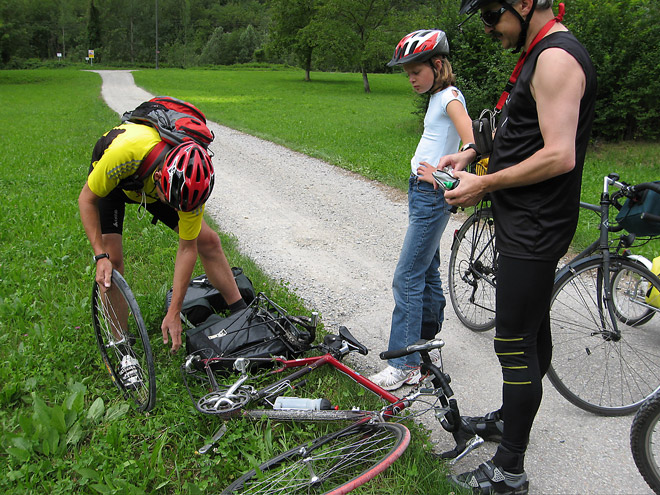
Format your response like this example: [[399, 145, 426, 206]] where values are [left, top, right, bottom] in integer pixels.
[[480, 6, 507, 28]]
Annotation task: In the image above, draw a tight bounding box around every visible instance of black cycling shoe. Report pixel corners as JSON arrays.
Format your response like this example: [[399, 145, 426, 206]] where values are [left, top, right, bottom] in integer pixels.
[[462, 409, 504, 443], [449, 460, 529, 495]]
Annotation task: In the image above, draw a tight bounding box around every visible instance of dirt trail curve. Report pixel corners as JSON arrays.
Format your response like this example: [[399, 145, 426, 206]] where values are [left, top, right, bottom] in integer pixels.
[[93, 69, 649, 495]]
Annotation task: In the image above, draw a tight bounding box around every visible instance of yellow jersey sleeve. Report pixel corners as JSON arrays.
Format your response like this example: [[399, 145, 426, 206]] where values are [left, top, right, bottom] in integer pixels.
[[87, 124, 161, 198]]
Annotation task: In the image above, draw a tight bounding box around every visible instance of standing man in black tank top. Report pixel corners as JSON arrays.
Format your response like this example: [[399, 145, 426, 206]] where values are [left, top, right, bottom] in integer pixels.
[[437, 1, 596, 493]]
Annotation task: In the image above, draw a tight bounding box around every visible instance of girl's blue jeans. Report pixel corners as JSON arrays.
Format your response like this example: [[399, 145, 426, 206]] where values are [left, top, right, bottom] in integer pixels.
[[388, 175, 451, 369]]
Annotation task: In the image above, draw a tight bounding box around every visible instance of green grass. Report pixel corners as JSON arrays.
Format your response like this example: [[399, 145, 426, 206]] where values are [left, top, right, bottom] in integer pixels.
[[133, 67, 659, 261], [0, 69, 456, 494]]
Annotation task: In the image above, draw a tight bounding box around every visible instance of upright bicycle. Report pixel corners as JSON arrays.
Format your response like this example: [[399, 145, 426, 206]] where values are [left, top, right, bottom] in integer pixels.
[[91, 269, 156, 412], [547, 174, 660, 416], [181, 327, 484, 494]]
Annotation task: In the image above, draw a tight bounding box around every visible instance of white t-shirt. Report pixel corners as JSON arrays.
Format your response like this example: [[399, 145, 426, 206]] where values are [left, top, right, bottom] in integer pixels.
[[410, 86, 466, 176]]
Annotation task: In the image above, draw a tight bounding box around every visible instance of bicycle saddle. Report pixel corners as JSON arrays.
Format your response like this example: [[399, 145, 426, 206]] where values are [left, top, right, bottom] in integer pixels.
[[339, 326, 368, 355]]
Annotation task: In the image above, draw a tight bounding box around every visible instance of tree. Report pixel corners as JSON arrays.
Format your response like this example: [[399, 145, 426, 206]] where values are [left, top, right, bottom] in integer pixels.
[[87, 0, 101, 56], [314, 0, 403, 92], [238, 24, 259, 63], [269, 0, 318, 81]]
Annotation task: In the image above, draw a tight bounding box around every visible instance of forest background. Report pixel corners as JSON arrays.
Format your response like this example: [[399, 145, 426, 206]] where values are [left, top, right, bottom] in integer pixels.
[[1, 0, 659, 142]]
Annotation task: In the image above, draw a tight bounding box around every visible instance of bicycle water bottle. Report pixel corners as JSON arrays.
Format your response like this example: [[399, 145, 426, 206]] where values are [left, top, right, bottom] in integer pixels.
[[273, 396, 332, 410]]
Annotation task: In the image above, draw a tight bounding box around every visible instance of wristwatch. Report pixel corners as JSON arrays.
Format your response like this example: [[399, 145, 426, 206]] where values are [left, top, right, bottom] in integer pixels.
[[460, 143, 481, 160], [93, 253, 110, 263]]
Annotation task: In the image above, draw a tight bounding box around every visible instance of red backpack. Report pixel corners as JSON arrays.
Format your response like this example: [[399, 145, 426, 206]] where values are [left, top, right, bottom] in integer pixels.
[[119, 96, 215, 191]]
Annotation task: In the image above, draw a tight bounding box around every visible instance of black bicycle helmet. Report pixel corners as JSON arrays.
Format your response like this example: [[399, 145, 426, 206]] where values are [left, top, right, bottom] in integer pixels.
[[387, 30, 450, 67], [459, 0, 538, 53], [459, 0, 488, 15]]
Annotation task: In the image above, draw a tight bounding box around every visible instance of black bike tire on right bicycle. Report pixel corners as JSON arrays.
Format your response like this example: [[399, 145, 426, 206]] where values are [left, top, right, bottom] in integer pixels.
[[447, 207, 497, 332], [547, 255, 660, 416], [92, 269, 156, 412], [631, 391, 660, 494], [221, 421, 411, 494]]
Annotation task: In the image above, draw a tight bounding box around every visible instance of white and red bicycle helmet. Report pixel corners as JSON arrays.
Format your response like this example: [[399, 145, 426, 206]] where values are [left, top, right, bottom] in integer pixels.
[[158, 142, 214, 212], [387, 29, 450, 67]]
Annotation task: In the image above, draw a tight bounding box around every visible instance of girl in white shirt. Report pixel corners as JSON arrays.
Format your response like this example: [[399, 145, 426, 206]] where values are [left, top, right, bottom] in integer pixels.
[[369, 29, 474, 390]]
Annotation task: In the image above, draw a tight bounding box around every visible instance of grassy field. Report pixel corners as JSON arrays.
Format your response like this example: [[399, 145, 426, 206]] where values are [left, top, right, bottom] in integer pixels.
[[0, 68, 457, 494]]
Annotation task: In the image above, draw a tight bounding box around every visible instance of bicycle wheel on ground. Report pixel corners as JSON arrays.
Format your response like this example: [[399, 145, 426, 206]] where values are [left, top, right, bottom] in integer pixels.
[[612, 260, 657, 326], [92, 269, 156, 412], [448, 206, 497, 332], [548, 256, 660, 416], [221, 421, 411, 495], [631, 391, 660, 494]]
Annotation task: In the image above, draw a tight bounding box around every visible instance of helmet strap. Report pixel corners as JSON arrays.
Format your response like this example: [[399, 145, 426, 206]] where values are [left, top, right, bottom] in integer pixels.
[[426, 59, 443, 95], [503, 0, 537, 53]]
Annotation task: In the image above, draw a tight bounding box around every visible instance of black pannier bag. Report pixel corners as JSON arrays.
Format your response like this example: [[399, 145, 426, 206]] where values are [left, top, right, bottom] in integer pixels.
[[616, 182, 660, 237], [185, 293, 316, 371], [165, 267, 256, 326]]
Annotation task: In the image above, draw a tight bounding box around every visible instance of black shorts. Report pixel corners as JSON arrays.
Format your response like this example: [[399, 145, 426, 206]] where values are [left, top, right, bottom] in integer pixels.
[[98, 187, 179, 235]]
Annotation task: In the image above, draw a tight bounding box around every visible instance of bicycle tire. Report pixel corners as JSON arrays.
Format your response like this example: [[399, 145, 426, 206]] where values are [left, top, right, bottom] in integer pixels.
[[92, 269, 156, 412], [631, 391, 660, 494], [448, 207, 497, 332], [612, 260, 656, 326], [221, 421, 411, 494], [547, 256, 660, 416]]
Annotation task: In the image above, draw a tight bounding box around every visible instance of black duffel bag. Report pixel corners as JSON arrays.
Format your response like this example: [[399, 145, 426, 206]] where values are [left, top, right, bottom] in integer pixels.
[[166, 267, 256, 326], [185, 293, 316, 370]]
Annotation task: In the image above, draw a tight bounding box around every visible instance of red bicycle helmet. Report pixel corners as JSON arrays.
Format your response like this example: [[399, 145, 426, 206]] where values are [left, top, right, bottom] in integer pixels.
[[158, 142, 214, 212], [387, 29, 450, 67]]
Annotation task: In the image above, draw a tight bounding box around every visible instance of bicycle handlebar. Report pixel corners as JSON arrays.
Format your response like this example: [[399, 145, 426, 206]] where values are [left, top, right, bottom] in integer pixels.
[[581, 176, 660, 234], [380, 339, 444, 360]]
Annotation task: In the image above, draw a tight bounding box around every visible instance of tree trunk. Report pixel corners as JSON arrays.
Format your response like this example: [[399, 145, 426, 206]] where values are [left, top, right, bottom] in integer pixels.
[[304, 50, 312, 81], [362, 68, 371, 93]]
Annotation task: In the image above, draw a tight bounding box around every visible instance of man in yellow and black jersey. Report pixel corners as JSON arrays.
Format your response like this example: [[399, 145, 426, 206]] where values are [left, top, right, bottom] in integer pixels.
[[79, 122, 246, 354]]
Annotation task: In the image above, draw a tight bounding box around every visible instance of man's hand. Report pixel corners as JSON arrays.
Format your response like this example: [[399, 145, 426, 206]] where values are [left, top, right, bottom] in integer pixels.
[[95, 257, 113, 291], [161, 310, 184, 353], [437, 150, 473, 174], [444, 171, 486, 207]]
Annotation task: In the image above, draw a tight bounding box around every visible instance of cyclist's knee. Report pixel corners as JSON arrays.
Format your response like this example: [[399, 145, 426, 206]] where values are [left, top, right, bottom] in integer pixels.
[[494, 336, 531, 384], [196, 224, 223, 257]]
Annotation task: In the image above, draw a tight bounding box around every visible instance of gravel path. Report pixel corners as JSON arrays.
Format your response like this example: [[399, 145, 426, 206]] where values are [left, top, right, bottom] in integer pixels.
[[94, 69, 650, 495]]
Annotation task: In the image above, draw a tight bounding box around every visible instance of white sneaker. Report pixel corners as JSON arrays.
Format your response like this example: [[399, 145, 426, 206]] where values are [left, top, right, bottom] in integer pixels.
[[406, 349, 443, 386], [118, 354, 143, 390], [428, 348, 442, 364], [369, 365, 419, 391]]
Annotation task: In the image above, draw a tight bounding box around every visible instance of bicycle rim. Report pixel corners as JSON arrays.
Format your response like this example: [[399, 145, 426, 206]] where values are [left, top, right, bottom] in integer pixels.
[[548, 257, 660, 415], [221, 421, 410, 494], [612, 262, 656, 326], [92, 270, 156, 412], [631, 392, 660, 494], [448, 207, 497, 331]]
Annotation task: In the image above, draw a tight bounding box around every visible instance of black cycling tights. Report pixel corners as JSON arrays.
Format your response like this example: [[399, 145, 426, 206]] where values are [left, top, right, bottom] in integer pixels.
[[492, 254, 557, 467]]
